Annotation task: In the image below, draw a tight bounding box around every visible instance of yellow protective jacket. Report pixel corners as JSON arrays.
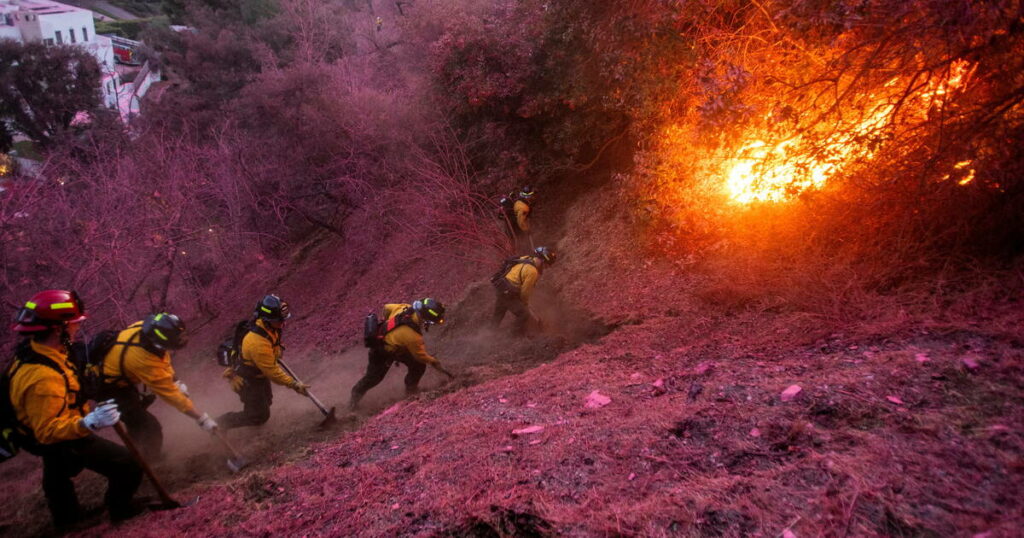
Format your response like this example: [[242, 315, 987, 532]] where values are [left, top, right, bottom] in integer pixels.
[[382, 304, 438, 366], [102, 322, 195, 414], [502, 258, 541, 303], [8, 341, 90, 445], [513, 200, 531, 232], [240, 319, 295, 387]]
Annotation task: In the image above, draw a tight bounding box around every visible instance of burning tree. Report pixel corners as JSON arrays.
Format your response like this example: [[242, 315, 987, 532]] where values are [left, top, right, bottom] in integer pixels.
[[624, 0, 1024, 259]]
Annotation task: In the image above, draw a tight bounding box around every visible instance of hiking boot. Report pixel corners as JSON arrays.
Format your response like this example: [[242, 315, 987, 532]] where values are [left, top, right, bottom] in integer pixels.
[[109, 499, 148, 524]]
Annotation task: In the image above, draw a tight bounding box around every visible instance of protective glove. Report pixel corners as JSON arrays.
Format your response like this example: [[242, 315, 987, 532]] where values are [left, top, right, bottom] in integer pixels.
[[175, 380, 190, 397], [292, 381, 310, 396], [81, 399, 120, 431], [223, 368, 244, 392], [196, 413, 217, 432]]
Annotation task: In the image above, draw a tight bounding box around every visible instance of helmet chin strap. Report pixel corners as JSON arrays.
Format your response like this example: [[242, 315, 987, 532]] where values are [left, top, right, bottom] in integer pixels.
[[59, 325, 73, 354]]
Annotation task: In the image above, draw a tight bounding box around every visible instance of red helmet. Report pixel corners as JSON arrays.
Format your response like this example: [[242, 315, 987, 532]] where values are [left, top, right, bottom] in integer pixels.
[[12, 290, 87, 333]]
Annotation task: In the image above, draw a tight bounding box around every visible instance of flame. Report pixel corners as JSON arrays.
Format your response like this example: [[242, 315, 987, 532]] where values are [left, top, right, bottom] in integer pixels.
[[721, 61, 974, 204], [921, 60, 976, 102], [724, 102, 894, 203], [945, 159, 976, 185]]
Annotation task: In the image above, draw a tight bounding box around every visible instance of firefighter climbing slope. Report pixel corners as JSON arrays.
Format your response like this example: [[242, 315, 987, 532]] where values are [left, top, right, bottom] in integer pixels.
[[97, 313, 218, 458], [218, 295, 309, 430], [350, 298, 451, 411], [500, 185, 537, 252], [2, 290, 143, 528], [492, 246, 558, 334]]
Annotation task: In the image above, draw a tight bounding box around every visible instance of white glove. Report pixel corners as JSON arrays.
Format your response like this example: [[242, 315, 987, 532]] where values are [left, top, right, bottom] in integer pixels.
[[196, 413, 218, 432], [82, 400, 120, 431], [175, 380, 190, 397]]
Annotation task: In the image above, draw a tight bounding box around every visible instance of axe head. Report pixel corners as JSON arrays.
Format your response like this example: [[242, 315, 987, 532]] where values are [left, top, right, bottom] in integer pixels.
[[226, 456, 250, 473], [147, 495, 199, 511], [317, 406, 338, 429]]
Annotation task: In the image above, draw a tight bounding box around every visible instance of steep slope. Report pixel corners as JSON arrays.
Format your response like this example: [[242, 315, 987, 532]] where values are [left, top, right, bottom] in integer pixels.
[[71, 182, 1024, 536]]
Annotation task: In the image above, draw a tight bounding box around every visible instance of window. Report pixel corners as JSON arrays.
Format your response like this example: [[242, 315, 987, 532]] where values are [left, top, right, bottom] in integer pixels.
[[55, 30, 62, 44], [82, 26, 88, 41], [69, 28, 76, 43], [43, 38, 54, 45]]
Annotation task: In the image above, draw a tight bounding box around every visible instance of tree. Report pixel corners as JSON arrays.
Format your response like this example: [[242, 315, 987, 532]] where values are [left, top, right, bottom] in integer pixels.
[[162, 0, 279, 25], [0, 41, 102, 149]]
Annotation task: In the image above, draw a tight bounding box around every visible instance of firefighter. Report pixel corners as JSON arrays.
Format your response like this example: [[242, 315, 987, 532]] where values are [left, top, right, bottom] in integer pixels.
[[492, 246, 557, 334], [217, 295, 309, 430], [349, 298, 446, 410], [98, 313, 217, 458], [501, 186, 536, 252], [4, 290, 142, 527]]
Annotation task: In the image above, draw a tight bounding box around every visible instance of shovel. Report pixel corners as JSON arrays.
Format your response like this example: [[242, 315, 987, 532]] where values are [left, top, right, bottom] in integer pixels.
[[113, 422, 195, 510], [278, 359, 337, 428], [211, 429, 249, 473]]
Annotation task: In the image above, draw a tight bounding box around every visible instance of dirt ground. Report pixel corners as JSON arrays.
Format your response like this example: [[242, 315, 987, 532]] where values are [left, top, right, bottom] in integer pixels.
[[0, 271, 609, 537], [11, 290, 1016, 537]]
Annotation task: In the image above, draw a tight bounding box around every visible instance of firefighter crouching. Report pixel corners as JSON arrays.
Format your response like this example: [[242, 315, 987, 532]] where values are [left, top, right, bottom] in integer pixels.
[[349, 298, 447, 411], [218, 295, 309, 430], [98, 313, 217, 458], [492, 246, 557, 334], [3, 290, 142, 527]]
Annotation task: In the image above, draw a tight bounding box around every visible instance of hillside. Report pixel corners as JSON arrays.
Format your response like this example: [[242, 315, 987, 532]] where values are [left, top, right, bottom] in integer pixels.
[[1, 0, 1022, 536], [2, 176, 1020, 537]]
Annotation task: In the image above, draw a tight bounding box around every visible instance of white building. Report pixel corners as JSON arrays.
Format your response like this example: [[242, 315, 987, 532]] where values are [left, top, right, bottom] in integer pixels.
[[0, 0, 123, 109]]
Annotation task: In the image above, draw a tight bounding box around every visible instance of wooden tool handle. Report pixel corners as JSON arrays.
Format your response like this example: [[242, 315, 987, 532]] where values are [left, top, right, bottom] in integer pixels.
[[113, 422, 177, 506]]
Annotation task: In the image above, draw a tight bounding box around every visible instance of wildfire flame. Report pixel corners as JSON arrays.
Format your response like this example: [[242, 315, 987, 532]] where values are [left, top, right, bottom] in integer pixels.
[[944, 159, 976, 185], [723, 60, 975, 204]]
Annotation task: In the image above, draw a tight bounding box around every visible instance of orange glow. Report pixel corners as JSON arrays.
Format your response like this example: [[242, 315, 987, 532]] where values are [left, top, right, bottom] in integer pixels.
[[921, 60, 976, 102], [941, 160, 976, 185], [724, 102, 893, 203], [953, 160, 976, 185], [719, 61, 974, 204]]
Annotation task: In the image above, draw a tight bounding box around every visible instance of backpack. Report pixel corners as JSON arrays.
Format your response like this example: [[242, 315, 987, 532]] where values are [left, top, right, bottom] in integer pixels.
[[498, 191, 523, 229], [1, 341, 79, 462], [490, 256, 536, 295], [74, 329, 143, 401], [216, 319, 275, 371], [217, 320, 252, 368], [498, 191, 516, 217], [363, 308, 421, 348]]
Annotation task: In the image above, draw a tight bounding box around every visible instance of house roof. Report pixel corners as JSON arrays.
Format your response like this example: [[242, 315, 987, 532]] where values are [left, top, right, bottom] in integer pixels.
[[17, 0, 86, 16]]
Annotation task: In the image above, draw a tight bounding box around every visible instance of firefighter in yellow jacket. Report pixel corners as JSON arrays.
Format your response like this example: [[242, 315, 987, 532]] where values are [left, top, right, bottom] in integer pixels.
[[501, 186, 536, 252], [492, 246, 557, 333], [99, 312, 217, 457], [218, 295, 309, 429], [349, 298, 446, 410], [4, 290, 142, 528]]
